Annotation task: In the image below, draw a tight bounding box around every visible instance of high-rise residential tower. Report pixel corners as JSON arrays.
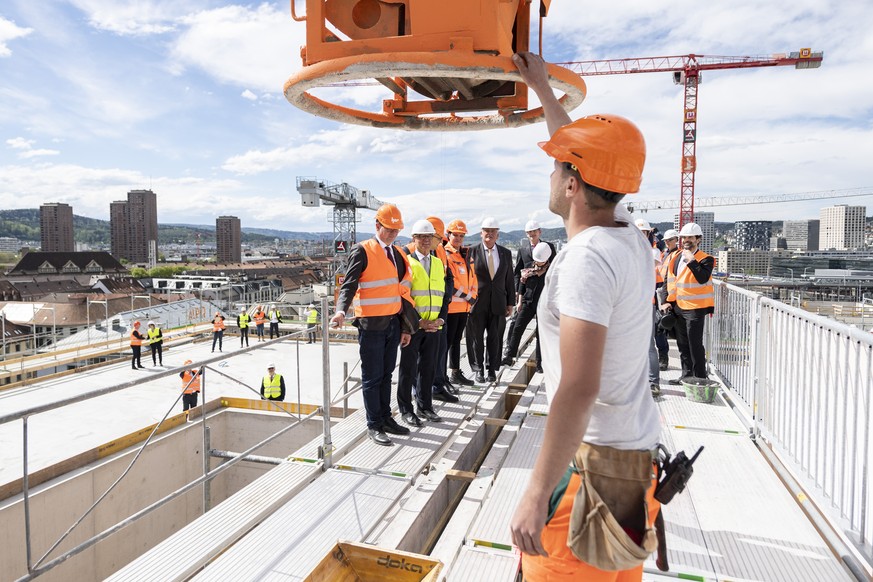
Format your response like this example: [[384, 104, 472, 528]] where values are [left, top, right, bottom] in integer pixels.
[[783, 219, 820, 252], [109, 190, 159, 265], [819, 205, 865, 251], [216, 216, 242, 263], [40, 203, 74, 252], [734, 221, 772, 251]]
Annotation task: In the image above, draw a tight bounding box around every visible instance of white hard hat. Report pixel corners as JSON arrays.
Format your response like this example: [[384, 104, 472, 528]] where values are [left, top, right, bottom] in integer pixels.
[[147, 320, 155, 326], [411, 219, 436, 236], [532, 242, 553, 263], [663, 229, 680, 240], [267, 363, 276, 369], [679, 222, 704, 237], [524, 220, 541, 232], [481, 217, 500, 230], [634, 218, 652, 231]]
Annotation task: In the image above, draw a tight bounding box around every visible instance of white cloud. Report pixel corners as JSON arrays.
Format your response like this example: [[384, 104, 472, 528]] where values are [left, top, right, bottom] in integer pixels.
[[67, 0, 204, 36], [19, 148, 60, 159], [241, 89, 257, 101], [0, 16, 32, 57], [169, 4, 304, 93], [6, 137, 34, 150]]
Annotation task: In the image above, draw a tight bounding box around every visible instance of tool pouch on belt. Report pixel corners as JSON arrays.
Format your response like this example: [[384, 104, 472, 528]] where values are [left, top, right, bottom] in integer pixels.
[[567, 442, 658, 571]]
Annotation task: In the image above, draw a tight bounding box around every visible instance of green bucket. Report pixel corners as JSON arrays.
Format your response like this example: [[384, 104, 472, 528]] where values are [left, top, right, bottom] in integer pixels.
[[682, 378, 719, 403]]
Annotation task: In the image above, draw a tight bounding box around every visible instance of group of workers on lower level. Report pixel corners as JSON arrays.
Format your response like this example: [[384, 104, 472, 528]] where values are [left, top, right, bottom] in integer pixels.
[[129, 320, 164, 369]]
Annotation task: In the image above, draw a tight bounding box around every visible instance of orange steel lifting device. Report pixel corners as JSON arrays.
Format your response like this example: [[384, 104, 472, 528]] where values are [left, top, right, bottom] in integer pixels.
[[283, 0, 587, 130], [559, 50, 823, 227]]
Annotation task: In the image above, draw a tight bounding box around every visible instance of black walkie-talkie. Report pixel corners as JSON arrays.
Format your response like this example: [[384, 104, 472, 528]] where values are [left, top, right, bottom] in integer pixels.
[[655, 446, 704, 505]]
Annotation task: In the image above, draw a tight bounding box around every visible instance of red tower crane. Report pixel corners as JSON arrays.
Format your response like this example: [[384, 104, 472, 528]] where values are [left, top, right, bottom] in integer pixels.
[[557, 50, 823, 228]]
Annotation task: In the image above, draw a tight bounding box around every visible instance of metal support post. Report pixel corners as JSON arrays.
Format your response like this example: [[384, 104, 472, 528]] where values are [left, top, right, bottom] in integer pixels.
[[23, 417, 32, 573], [201, 367, 210, 513], [342, 362, 349, 418], [320, 295, 332, 469]]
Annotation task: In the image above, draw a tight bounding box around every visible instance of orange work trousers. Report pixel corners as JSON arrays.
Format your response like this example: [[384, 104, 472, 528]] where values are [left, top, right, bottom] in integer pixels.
[[522, 469, 660, 582]]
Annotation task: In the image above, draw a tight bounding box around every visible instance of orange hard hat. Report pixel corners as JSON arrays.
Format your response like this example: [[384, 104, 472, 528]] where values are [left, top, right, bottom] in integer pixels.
[[446, 219, 468, 234], [426, 216, 445, 238], [133, 321, 140, 327], [375, 204, 404, 229], [538, 114, 646, 194]]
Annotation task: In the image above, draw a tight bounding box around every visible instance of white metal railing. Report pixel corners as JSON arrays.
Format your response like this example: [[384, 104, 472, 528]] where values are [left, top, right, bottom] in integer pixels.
[[710, 280, 873, 564]]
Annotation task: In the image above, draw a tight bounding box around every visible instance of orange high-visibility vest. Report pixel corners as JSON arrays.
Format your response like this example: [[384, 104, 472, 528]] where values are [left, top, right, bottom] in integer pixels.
[[130, 330, 143, 347], [445, 244, 478, 314], [253, 311, 266, 325], [352, 239, 412, 318], [673, 249, 715, 310], [182, 370, 201, 394], [212, 318, 225, 332]]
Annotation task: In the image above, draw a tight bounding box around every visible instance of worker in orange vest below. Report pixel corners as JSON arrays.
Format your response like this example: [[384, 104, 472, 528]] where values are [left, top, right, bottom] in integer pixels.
[[511, 51, 661, 582], [443, 219, 478, 388], [330, 203, 419, 447], [130, 321, 146, 370], [211, 312, 226, 352], [179, 359, 202, 421], [253, 305, 267, 342], [661, 222, 715, 383]]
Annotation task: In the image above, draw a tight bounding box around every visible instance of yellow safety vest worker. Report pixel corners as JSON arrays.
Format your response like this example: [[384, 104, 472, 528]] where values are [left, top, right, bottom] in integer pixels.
[[182, 370, 201, 394], [673, 249, 715, 310], [406, 252, 445, 321], [262, 374, 283, 399], [444, 244, 478, 314], [352, 238, 413, 318], [238, 313, 251, 329], [307, 309, 318, 324], [147, 327, 162, 344]]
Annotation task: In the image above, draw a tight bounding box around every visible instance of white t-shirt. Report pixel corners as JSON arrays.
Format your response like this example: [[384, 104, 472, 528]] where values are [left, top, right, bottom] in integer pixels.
[[537, 206, 661, 450]]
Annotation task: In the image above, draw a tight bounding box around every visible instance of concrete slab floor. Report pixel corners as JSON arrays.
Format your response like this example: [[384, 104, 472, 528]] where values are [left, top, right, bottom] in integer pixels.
[[0, 338, 364, 485]]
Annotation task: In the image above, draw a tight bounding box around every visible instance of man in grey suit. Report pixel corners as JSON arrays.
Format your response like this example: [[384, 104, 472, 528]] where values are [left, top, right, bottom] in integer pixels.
[[466, 217, 515, 383]]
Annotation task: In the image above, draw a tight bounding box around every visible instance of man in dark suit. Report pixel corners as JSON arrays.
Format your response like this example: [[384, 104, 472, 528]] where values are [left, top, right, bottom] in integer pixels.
[[466, 217, 515, 383], [503, 221, 556, 372]]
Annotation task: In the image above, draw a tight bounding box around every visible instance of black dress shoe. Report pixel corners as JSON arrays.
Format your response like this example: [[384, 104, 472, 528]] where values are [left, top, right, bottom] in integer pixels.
[[402, 412, 423, 427], [382, 417, 411, 435], [487, 372, 497, 383], [418, 409, 442, 423], [368, 429, 392, 446], [474, 372, 486, 383], [432, 389, 460, 403], [502, 356, 514, 366], [450, 370, 475, 386]]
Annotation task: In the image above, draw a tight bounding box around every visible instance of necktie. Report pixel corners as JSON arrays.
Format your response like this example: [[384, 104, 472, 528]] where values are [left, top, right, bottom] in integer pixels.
[[385, 245, 394, 266], [422, 254, 430, 273], [487, 247, 495, 279]]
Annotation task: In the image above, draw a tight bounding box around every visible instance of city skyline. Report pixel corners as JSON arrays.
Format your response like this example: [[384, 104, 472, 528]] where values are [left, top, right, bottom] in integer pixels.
[[1, 0, 871, 233]]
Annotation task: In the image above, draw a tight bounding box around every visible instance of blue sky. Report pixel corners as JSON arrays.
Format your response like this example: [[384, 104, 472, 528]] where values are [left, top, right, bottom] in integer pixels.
[[1, 1, 871, 235]]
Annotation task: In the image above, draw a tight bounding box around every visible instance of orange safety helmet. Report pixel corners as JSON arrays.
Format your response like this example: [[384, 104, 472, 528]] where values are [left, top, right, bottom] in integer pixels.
[[426, 216, 445, 238], [446, 219, 468, 235], [133, 321, 141, 327], [375, 203, 404, 229], [538, 114, 646, 194]]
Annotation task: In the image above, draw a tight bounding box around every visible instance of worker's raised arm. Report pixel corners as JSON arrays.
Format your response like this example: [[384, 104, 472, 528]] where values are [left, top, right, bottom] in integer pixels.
[[513, 52, 572, 136]]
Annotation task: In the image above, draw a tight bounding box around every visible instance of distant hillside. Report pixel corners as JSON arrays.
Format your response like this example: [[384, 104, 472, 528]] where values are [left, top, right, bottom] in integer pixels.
[[0, 210, 320, 246]]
